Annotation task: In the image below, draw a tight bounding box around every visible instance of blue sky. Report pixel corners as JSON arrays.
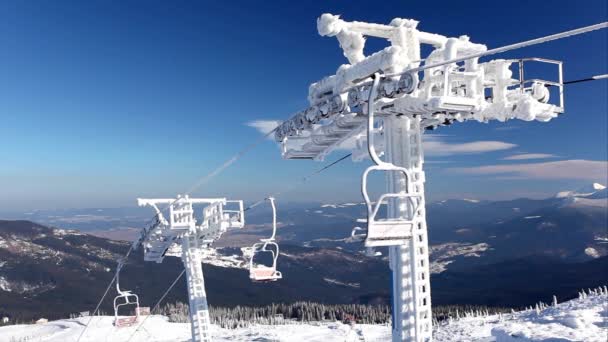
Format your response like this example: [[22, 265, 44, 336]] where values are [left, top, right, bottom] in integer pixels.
[[0, 0, 606, 211]]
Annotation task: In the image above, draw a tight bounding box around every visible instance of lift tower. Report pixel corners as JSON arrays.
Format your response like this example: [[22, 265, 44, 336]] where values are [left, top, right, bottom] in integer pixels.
[[274, 14, 564, 342], [136, 195, 244, 342]]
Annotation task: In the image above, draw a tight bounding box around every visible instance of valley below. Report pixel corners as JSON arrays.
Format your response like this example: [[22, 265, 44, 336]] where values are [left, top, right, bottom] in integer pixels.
[[0, 184, 606, 322]]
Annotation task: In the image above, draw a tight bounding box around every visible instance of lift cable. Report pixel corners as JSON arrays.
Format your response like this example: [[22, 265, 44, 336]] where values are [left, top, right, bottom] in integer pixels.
[[243, 152, 353, 212], [125, 269, 186, 342], [563, 73, 608, 85], [325, 22, 608, 100], [76, 245, 136, 342], [386, 22, 608, 79]]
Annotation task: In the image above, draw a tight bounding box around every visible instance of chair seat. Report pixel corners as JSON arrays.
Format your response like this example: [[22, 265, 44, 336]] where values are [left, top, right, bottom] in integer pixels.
[[367, 221, 413, 239], [115, 316, 138, 327], [250, 268, 281, 281], [365, 222, 413, 247]]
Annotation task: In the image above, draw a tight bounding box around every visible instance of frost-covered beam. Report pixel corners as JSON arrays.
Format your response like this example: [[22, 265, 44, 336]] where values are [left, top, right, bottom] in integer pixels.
[[276, 14, 563, 161]]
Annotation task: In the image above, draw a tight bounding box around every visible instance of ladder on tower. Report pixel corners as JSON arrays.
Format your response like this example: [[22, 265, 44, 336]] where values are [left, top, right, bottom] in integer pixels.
[[183, 233, 212, 342]]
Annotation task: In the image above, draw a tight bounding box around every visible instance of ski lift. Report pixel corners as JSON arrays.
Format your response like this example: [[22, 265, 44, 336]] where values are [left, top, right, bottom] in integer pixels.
[[361, 164, 422, 247], [113, 259, 140, 327], [249, 197, 282, 282], [359, 75, 422, 247]]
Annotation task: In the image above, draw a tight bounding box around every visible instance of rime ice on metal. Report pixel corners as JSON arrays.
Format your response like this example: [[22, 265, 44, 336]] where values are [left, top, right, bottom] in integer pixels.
[[274, 13, 564, 342], [136, 195, 244, 342]]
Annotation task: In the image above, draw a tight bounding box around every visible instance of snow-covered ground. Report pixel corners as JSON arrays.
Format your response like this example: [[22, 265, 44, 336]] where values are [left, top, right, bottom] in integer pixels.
[[0, 317, 389, 342], [434, 291, 607, 342], [1, 291, 605, 341]]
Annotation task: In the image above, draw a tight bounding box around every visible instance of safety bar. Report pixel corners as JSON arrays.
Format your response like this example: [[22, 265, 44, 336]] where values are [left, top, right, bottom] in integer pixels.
[[515, 58, 564, 111], [362, 164, 421, 226]]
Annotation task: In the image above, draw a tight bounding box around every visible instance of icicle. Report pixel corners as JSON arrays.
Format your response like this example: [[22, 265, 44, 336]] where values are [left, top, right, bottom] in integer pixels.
[[552, 295, 558, 307]]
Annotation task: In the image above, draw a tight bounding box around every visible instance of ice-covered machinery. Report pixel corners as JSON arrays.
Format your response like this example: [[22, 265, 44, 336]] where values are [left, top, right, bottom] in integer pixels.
[[136, 195, 244, 342], [276, 13, 563, 161], [136, 196, 244, 263], [273, 14, 566, 342]]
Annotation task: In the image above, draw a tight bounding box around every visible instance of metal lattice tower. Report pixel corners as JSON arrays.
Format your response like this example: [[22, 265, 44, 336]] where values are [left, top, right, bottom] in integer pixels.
[[274, 13, 566, 342], [136, 195, 244, 342], [385, 116, 431, 340]]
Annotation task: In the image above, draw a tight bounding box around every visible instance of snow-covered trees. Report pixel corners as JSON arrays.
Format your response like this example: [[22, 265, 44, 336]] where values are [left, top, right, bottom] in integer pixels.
[[155, 302, 391, 328]]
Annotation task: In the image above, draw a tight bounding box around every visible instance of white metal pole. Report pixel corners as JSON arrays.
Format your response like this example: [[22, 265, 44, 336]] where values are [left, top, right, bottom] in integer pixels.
[[182, 233, 212, 342], [385, 116, 432, 342]]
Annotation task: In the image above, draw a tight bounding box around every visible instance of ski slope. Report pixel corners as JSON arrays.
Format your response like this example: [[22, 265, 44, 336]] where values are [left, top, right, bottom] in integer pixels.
[[434, 291, 607, 342], [1, 292, 605, 341]]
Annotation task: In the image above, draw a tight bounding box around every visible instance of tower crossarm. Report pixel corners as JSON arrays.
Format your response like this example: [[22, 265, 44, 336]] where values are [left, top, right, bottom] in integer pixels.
[[276, 13, 564, 161], [135, 195, 244, 263]]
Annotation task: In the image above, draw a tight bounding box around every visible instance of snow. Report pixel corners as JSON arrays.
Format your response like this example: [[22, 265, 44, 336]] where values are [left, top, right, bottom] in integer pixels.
[[555, 183, 606, 198], [0, 277, 11, 292], [1, 292, 605, 341], [0, 316, 390, 342], [429, 243, 491, 274], [584, 247, 601, 258], [200, 248, 246, 269], [563, 197, 607, 208], [434, 291, 607, 342]]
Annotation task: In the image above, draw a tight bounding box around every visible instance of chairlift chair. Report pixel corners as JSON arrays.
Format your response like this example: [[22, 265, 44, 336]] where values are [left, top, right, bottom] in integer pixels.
[[113, 260, 140, 327], [249, 198, 282, 282], [357, 74, 423, 247], [360, 164, 422, 247]]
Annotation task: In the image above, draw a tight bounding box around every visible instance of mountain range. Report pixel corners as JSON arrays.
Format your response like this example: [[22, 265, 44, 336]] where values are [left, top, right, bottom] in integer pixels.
[[0, 184, 606, 321]]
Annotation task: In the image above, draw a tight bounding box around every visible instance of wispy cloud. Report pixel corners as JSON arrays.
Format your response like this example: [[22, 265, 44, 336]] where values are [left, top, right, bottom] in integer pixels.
[[246, 120, 281, 139], [502, 153, 556, 160], [448, 159, 608, 181], [424, 135, 517, 156]]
